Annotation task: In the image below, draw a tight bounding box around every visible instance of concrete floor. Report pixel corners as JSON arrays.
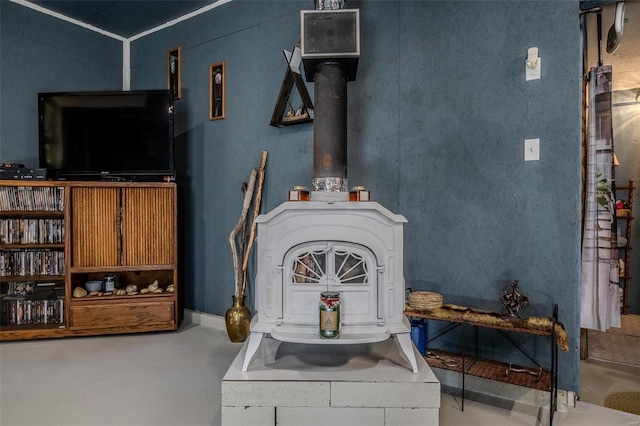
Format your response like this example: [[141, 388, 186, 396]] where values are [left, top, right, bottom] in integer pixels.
[[1, 319, 639, 426], [579, 358, 640, 407]]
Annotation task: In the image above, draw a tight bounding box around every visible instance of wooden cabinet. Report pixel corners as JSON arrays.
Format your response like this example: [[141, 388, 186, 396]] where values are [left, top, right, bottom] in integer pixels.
[[0, 181, 181, 341]]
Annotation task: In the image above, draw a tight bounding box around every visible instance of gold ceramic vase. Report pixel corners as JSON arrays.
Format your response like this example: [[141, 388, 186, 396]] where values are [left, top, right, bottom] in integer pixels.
[[225, 295, 251, 342]]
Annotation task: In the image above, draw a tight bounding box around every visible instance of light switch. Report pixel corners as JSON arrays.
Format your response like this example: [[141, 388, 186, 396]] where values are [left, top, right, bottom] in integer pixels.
[[525, 138, 539, 161]]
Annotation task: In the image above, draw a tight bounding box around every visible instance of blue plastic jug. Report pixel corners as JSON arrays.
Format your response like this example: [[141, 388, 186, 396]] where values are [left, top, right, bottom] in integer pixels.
[[410, 319, 427, 355]]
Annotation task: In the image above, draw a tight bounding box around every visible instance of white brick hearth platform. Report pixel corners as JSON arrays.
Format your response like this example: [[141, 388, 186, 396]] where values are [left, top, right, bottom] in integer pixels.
[[222, 336, 440, 426]]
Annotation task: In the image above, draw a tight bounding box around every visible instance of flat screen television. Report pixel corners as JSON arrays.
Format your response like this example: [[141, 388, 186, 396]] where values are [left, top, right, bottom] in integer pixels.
[[38, 90, 174, 181]]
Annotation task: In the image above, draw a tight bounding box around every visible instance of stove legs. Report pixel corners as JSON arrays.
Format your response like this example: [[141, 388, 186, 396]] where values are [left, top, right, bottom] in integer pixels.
[[241, 331, 418, 374], [396, 332, 419, 373], [242, 331, 264, 372]]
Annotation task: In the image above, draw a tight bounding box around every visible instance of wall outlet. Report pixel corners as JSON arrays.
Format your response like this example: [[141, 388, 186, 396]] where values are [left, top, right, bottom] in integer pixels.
[[526, 47, 541, 81], [526, 57, 541, 81]]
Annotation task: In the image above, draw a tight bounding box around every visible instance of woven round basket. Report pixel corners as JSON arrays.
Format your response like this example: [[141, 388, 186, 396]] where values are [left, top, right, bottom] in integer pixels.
[[604, 392, 640, 415], [408, 291, 443, 310]]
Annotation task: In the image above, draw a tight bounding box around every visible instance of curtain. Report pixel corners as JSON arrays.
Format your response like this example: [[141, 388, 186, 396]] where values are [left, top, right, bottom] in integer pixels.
[[580, 65, 621, 332]]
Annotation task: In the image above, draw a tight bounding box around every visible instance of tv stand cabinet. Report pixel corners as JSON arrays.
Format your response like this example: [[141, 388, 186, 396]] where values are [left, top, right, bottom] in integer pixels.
[[0, 181, 182, 341]]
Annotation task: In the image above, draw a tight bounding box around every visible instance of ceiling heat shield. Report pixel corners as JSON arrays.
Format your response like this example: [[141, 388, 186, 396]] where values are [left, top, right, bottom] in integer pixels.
[[301, 9, 360, 82]]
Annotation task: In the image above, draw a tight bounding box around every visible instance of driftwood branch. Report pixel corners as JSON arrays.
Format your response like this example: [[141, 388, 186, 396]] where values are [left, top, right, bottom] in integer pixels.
[[229, 169, 257, 297], [241, 151, 268, 295]]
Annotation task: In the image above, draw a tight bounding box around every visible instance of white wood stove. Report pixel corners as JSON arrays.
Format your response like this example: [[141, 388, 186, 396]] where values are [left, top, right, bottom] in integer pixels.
[[241, 200, 418, 373]]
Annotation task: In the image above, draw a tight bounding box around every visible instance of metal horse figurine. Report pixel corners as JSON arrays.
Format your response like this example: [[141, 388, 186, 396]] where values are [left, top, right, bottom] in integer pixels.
[[500, 280, 530, 317]]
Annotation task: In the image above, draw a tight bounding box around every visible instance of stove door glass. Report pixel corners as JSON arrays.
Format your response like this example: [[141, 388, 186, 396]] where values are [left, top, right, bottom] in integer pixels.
[[283, 241, 378, 326]]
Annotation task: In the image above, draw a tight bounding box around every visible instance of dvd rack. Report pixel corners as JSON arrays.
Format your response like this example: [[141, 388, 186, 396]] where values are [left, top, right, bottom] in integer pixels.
[[0, 218, 65, 244], [0, 250, 65, 277], [1, 183, 66, 334], [2, 295, 64, 326], [0, 186, 64, 211]]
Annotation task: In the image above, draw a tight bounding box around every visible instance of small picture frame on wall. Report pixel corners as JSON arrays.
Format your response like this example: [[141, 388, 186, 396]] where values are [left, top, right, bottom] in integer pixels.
[[209, 61, 226, 120], [167, 47, 182, 100]]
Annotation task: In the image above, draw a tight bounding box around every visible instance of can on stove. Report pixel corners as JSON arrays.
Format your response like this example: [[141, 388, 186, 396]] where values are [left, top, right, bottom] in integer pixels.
[[349, 185, 370, 202], [288, 186, 310, 201]]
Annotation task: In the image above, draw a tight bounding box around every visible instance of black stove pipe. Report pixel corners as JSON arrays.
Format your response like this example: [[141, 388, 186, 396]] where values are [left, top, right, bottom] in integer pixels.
[[312, 62, 348, 191]]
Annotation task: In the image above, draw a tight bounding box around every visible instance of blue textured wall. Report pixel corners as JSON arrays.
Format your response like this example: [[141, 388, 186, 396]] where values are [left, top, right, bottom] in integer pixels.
[[1, 0, 582, 392], [131, 0, 582, 391], [0, 2, 122, 164]]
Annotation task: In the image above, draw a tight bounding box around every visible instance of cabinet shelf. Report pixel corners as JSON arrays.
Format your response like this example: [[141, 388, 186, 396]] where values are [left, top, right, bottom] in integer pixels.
[[615, 179, 635, 315], [0, 211, 64, 218], [0, 324, 67, 341], [423, 349, 552, 392], [0, 275, 64, 283], [69, 264, 175, 273], [0, 243, 65, 250], [70, 292, 175, 303], [0, 323, 66, 331]]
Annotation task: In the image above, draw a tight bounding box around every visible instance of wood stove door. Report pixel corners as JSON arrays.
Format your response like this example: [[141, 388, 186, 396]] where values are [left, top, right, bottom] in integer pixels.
[[283, 242, 378, 326]]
